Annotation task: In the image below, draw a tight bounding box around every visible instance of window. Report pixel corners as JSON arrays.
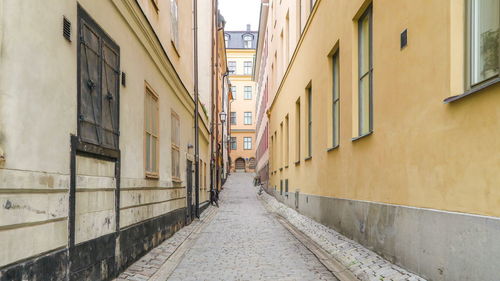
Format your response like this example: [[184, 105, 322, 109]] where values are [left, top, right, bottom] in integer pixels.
[[228, 61, 236, 74], [244, 112, 252, 125], [145, 87, 159, 177], [285, 115, 289, 165], [244, 61, 253, 75], [231, 86, 236, 99], [170, 0, 179, 48], [77, 7, 120, 151], [280, 122, 283, 168], [244, 86, 252, 99], [243, 35, 253, 48], [468, 0, 500, 86], [244, 137, 252, 150], [203, 162, 207, 189], [331, 50, 340, 148], [306, 85, 312, 158], [358, 5, 373, 136], [230, 137, 237, 150], [230, 112, 237, 125], [171, 111, 181, 180], [295, 98, 301, 162]]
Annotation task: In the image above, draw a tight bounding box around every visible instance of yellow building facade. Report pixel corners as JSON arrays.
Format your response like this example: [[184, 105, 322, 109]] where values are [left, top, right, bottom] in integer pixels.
[[226, 29, 258, 172], [258, 0, 500, 280]]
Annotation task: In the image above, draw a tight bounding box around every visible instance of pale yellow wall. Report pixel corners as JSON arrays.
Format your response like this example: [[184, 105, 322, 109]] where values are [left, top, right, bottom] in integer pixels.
[[0, 0, 201, 267], [267, 0, 500, 218]]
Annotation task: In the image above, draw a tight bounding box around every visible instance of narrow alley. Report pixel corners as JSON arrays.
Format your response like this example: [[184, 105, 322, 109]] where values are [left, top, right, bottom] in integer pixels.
[[118, 173, 338, 281]]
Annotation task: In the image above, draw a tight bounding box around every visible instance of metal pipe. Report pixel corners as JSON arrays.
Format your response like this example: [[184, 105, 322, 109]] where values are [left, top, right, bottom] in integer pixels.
[[193, 0, 200, 218], [209, 0, 216, 202]]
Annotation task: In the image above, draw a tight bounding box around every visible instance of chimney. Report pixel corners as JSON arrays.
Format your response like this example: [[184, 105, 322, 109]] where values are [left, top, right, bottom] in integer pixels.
[[246, 24, 251, 31]]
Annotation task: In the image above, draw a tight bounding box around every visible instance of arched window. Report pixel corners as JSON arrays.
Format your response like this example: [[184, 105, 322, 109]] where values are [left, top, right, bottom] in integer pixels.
[[243, 35, 253, 48]]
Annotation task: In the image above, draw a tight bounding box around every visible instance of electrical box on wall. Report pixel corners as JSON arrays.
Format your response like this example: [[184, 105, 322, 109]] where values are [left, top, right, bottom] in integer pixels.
[[401, 29, 408, 49]]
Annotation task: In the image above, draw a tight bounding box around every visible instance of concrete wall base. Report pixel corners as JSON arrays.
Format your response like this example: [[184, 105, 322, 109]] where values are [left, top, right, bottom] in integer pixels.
[[0, 207, 187, 281], [273, 192, 500, 281]]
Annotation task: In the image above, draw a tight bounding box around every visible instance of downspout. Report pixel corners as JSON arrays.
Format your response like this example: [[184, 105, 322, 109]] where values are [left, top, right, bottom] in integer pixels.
[[209, 0, 215, 201], [193, 0, 200, 218], [215, 8, 223, 192], [221, 72, 229, 181]]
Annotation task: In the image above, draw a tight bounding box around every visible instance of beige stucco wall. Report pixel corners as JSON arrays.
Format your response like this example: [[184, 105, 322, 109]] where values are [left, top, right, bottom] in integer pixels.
[[0, 0, 204, 268], [267, 0, 500, 218]]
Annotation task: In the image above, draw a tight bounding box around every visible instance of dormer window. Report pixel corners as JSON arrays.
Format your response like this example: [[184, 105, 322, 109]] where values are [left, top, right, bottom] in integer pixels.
[[243, 35, 253, 48]]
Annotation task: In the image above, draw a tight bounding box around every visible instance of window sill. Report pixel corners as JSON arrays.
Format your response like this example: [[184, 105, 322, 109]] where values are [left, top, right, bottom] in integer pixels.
[[145, 173, 159, 180], [172, 177, 183, 183], [327, 145, 339, 152], [444, 77, 500, 103], [352, 131, 373, 142], [304, 156, 312, 161]]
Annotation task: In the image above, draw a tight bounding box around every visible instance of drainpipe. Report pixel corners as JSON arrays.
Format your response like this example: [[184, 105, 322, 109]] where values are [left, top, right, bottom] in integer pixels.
[[209, 0, 216, 202], [193, 0, 200, 218], [221, 72, 229, 181]]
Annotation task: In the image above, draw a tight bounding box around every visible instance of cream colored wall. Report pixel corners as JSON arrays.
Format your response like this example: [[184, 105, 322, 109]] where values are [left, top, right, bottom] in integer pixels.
[[267, 0, 500, 218], [137, 0, 195, 97], [0, 0, 200, 267]]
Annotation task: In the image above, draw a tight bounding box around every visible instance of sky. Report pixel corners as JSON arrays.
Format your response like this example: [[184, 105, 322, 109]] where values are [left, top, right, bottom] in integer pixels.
[[218, 0, 261, 32]]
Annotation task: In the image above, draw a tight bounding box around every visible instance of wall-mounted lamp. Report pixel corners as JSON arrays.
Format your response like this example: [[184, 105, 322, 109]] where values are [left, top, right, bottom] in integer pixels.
[[219, 111, 227, 123]]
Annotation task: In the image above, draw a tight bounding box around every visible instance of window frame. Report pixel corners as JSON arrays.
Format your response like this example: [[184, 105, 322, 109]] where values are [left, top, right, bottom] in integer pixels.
[[466, 0, 500, 88], [244, 137, 252, 150], [231, 86, 236, 99], [170, 0, 179, 49], [306, 84, 312, 159], [330, 49, 340, 149], [171, 110, 182, 182], [243, 35, 253, 48], [144, 84, 160, 179], [230, 112, 237, 125], [295, 98, 301, 164], [228, 61, 236, 74], [357, 5, 373, 138], [230, 137, 237, 150], [244, 112, 252, 125], [244, 61, 253, 75], [244, 86, 252, 99]]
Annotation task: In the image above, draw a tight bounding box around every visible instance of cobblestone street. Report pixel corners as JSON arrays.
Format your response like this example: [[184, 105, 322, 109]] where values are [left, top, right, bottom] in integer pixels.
[[167, 173, 337, 281]]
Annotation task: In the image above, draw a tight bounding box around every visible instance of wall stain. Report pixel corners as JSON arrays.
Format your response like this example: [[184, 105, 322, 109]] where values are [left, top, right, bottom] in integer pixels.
[[3, 199, 57, 217]]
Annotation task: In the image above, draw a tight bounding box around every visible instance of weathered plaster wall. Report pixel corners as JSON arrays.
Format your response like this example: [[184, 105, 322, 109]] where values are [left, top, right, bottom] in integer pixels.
[[0, 0, 202, 278]]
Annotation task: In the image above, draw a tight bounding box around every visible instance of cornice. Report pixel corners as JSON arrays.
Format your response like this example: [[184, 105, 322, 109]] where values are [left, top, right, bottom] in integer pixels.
[[112, 0, 195, 115]]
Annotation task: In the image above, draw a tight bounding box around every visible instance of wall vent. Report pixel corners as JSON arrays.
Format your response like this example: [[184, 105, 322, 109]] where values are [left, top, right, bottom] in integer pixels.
[[63, 17, 71, 42]]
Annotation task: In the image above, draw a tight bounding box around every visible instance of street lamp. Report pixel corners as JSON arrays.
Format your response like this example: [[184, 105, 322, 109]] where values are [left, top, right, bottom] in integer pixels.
[[219, 111, 227, 123]]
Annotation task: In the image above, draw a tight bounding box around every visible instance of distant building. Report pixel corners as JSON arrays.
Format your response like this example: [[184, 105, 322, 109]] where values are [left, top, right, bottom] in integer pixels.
[[226, 25, 258, 172]]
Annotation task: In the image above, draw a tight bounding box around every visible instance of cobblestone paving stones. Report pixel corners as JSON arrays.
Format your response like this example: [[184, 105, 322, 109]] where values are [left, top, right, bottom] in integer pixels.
[[167, 173, 338, 281], [114, 205, 216, 281], [260, 188, 427, 281]]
